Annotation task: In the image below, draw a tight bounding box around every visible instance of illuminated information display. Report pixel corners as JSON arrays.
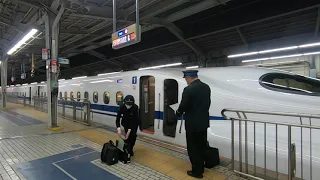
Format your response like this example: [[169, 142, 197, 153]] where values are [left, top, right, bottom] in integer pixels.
[[112, 23, 141, 49]]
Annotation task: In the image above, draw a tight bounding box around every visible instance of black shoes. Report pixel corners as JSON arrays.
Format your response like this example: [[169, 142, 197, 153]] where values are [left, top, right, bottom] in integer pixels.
[[187, 171, 203, 179]]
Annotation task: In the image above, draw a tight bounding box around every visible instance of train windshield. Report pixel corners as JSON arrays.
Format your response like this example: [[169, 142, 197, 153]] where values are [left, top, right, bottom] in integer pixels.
[[260, 73, 320, 96]]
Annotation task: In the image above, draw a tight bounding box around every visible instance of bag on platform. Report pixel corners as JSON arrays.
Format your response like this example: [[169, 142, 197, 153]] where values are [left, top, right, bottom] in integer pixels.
[[204, 141, 220, 168], [101, 140, 119, 165], [116, 138, 131, 164]]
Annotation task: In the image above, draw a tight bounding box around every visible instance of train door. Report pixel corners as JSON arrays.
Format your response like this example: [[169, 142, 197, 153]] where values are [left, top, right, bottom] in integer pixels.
[[140, 76, 155, 133], [163, 79, 178, 137]]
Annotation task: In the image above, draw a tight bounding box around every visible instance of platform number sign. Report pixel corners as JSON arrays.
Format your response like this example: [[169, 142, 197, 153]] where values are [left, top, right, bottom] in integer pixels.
[[132, 76, 137, 84]]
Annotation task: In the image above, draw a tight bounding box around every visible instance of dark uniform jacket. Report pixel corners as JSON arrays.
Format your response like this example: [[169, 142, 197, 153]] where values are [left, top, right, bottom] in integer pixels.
[[116, 104, 139, 131], [178, 79, 211, 132]]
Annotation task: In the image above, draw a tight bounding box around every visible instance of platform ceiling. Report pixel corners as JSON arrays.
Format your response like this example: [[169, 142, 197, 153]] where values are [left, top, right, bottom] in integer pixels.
[[1, 0, 320, 84]]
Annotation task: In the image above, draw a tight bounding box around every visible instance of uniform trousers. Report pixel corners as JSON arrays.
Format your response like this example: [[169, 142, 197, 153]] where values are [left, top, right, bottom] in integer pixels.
[[186, 130, 207, 175], [124, 127, 137, 155]]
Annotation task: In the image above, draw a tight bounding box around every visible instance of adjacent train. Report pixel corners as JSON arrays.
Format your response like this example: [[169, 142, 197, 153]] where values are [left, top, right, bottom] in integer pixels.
[[6, 66, 320, 179]]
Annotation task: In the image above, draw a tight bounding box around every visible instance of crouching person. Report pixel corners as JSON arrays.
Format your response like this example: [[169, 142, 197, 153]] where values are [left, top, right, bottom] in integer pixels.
[[116, 95, 139, 156]]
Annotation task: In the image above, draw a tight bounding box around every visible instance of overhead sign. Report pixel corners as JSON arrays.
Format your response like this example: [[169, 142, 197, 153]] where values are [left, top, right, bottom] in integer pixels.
[[112, 23, 141, 50], [58, 58, 69, 65], [42, 48, 49, 60]]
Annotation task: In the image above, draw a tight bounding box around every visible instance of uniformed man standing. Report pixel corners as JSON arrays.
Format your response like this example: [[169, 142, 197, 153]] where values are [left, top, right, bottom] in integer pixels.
[[176, 70, 211, 179]]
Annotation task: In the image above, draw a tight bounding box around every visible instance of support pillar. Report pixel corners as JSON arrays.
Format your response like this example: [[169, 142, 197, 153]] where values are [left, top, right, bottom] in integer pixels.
[[1, 56, 8, 109], [45, 3, 65, 130]]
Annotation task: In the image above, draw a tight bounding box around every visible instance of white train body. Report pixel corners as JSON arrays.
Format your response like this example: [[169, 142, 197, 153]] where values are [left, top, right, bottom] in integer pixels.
[[6, 66, 320, 179]]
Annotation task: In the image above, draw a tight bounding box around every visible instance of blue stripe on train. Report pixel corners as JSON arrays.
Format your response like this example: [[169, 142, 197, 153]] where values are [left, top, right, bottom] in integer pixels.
[[58, 101, 225, 120]]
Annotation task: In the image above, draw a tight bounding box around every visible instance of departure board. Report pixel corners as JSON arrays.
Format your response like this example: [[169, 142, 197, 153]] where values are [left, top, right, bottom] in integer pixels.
[[112, 24, 141, 49]]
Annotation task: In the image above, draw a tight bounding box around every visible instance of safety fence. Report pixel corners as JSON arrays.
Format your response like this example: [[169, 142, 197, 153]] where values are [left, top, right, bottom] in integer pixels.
[[33, 96, 92, 126], [222, 109, 320, 180]]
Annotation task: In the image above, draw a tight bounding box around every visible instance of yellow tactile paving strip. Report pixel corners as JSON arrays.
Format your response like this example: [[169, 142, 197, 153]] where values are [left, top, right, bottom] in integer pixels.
[[6, 103, 229, 180]]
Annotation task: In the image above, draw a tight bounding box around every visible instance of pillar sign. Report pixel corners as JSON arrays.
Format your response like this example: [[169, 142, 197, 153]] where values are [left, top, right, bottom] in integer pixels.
[[42, 48, 49, 60], [51, 60, 57, 73]]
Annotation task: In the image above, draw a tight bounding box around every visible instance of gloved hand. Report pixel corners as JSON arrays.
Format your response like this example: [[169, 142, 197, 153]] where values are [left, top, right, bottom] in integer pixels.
[[117, 128, 122, 137], [125, 129, 131, 140], [176, 110, 182, 117]]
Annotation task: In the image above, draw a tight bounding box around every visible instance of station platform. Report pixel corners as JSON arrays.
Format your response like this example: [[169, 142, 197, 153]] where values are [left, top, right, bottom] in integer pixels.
[[0, 103, 244, 180]]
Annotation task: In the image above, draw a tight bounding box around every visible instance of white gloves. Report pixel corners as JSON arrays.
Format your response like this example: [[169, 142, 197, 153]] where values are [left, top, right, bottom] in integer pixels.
[[117, 127, 122, 137]]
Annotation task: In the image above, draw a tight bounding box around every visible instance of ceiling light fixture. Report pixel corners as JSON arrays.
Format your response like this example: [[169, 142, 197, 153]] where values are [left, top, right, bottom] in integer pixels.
[[242, 51, 320, 63], [7, 29, 38, 55], [229, 42, 320, 58], [186, 66, 199, 69], [90, 79, 114, 84], [97, 71, 121, 76], [72, 76, 87, 80], [138, 63, 182, 70], [30, 82, 37, 85]]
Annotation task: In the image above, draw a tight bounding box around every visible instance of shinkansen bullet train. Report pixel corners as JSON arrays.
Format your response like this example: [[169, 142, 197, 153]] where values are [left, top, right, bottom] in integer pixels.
[[6, 66, 320, 179]]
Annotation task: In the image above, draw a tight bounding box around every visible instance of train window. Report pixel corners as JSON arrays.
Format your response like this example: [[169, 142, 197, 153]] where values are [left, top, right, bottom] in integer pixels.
[[260, 73, 320, 96], [116, 91, 124, 105], [84, 91, 89, 100], [70, 92, 74, 100], [41, 92, 43, 96], [93, 91, 98, 103], [64, 92, 67, 100], [103, 92, 110, 104], [59, 92, 62, 99], [77, 92, 81, 101], [44, 92, 46, 97]]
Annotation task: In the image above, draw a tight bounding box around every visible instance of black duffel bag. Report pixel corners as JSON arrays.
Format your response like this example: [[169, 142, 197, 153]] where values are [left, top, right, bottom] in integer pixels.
[[101, 140, 119, 165]]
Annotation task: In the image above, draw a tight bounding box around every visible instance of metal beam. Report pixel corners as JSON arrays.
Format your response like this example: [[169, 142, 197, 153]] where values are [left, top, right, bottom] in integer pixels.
[[165, 22, 206, 58], [87, 50, 122, 67], [236, 27, 247, 45], [64, 0, 229, 56], [15, 0, 42, 9], [315, 7, 320, 37]]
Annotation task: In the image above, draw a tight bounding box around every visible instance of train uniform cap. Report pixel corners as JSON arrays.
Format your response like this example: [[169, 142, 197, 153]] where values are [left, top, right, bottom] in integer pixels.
[[124, 95, 135, 105], [182, 70, 198, 78]]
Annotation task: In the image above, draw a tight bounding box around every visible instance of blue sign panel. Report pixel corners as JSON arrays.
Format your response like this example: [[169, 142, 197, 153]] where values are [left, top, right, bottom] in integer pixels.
[[132, 76, 137, 84], [117, 79, 123, 84]]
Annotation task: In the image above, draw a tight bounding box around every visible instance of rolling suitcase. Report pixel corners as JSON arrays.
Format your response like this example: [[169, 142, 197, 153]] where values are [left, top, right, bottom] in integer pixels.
[[101, 140, 119, 165], [204, 141, 220, 168]]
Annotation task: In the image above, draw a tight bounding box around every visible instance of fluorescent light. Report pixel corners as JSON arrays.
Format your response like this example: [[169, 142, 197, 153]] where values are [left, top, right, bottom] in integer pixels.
[[90, 79, 114, 84], [30, 82, 37, 85], [15, 84, 20, 87], [228, 52, 258, 58], [22, 83, 28, 86], [259, 46, 298, 54], [229, 41, 320, 58], [299, 42, 320, 48], [242, 53, 304, 63], [186, 66, 199, 69], [72, 76, 87, 80], [303, 51, 320, 55], [242, 58, 269, 63], [269, 54, 302, 60], [138, 63, 182, 70], [58, 79, 65, 81], [10, 85, 14, 87], [7, 29, 38, 55], [71, 83, 83, 86], [40, 81, 45, 83], [97, 71, 121, 76]]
